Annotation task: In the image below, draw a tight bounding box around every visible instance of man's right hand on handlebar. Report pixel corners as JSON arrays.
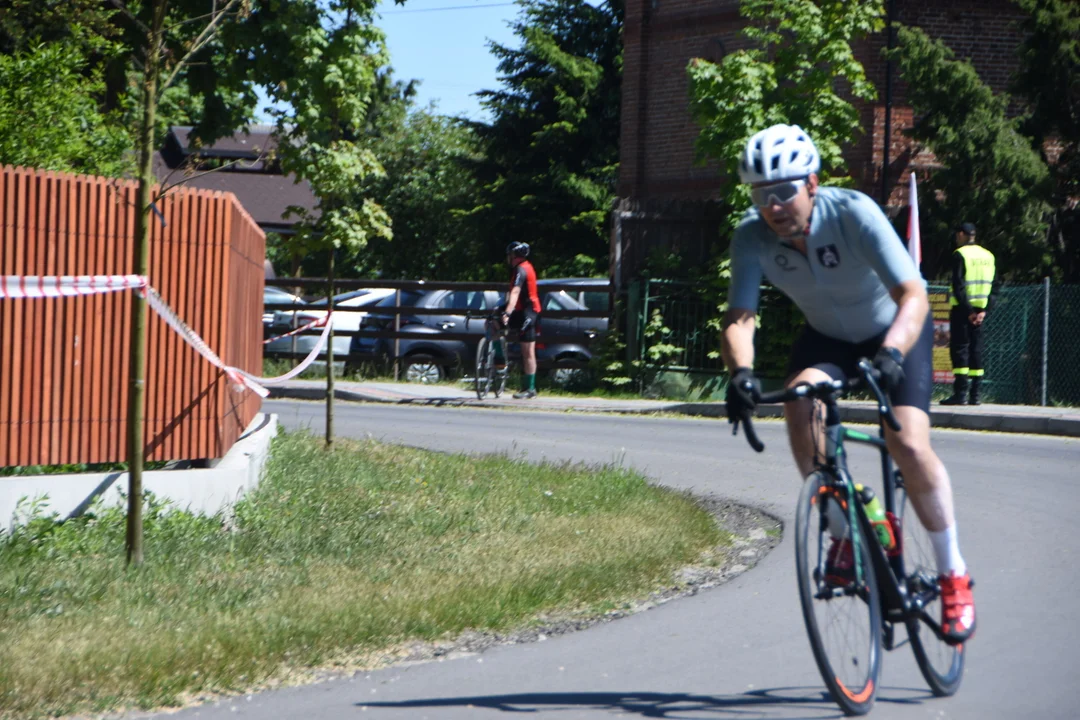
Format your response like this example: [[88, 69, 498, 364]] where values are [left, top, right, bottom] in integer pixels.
[[726, 367, 761, 425]]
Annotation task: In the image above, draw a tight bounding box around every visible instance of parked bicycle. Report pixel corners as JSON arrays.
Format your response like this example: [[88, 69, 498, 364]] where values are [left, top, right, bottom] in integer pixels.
[[467, 311, 510, 400], [734, 359, 964, 716]]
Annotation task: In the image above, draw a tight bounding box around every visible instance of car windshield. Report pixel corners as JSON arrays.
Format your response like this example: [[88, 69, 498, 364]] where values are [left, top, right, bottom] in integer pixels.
[[308, 290, 376, 307], [374, 290, 423, 308], [265, 287, 303, 303], [542, 290, 586, 311]]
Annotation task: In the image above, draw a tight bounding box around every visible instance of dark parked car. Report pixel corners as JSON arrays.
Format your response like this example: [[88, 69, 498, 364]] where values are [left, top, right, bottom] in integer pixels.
[[538, 277, 611, 315], [347, 289, 500, 382], [347, 281, 610, 384]]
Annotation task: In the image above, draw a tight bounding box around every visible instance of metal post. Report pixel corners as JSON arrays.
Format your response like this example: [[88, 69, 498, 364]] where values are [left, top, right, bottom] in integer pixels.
[[626, 278, 640, 370], [881, 0, 896, 204], [325, 252, 335, 446], [1042, 276, 1050, 406], [393, 288, 401, 381]]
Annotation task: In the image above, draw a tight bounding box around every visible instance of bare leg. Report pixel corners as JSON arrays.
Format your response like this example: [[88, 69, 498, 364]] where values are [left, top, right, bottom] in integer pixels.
[[783, 367, 836, 478], [521, 341, 537, 375], [884, 406, 955, 533]]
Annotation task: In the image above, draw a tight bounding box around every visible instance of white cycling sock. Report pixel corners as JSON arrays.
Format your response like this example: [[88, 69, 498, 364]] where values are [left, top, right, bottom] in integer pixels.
[[928, 525, 966, 577]]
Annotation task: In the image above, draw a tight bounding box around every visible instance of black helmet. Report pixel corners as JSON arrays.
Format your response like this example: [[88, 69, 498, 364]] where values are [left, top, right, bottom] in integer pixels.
[[506, 241, 530, 259]]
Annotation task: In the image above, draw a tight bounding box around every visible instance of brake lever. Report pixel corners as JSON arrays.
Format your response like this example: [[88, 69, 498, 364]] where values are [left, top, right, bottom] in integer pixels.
[[858, 359, 902, 432]]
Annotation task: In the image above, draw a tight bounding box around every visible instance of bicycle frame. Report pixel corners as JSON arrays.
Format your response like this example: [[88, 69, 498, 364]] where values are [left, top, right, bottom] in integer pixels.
[[814, 396, 910, 626], [824, 404, 952, 646]]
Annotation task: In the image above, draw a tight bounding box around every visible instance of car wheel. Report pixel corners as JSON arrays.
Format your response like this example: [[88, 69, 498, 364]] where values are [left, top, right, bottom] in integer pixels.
[[550, 355, 592, 389], [550, 366, 587, 387], [404, 357, 445, 384]]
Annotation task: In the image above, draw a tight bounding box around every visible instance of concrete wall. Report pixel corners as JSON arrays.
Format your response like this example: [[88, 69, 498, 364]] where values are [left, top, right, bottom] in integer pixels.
[[2, 413, 278, 533]]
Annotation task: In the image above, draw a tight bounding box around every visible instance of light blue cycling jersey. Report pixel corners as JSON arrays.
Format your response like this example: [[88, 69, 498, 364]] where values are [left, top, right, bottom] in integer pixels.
[[728, 186, 921, 343]]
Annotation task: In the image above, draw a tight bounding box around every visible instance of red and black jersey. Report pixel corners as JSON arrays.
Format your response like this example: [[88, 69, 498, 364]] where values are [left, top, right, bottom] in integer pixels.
[[510, 259, 541, 313]]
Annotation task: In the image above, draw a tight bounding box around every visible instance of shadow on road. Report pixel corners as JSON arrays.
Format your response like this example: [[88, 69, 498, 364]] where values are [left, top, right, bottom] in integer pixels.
[[358, 686, 935, 718]]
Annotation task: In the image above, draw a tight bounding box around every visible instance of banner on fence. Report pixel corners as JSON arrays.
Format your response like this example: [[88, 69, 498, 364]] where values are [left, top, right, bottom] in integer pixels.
[[929, 288, 953, 383]]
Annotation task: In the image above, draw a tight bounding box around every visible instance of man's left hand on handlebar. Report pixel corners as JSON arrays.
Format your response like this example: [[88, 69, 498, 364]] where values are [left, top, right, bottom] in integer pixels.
[[726, 367, 761, 424]]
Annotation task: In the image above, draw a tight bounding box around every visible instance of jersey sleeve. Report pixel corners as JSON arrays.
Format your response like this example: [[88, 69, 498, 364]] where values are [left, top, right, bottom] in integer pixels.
[[728, 221, 763, 312], [512, 266, 527, 288], [844, 192, 921, 289]]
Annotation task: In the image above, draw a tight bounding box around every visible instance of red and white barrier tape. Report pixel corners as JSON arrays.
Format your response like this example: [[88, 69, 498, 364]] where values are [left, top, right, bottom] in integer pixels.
[[241, 318, 333, 386], [142, 287, 269, 397], [3, 274, 334, 397], [262, 313, 328, 345], [1, 274, 146, 298]]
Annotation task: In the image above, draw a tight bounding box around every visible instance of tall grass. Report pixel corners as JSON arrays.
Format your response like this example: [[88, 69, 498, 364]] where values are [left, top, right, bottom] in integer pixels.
[[0, 431, 723, 718]]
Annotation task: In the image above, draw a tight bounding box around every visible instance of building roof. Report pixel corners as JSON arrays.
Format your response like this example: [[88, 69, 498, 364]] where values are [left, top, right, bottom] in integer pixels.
[[154, 126, 317, 230]]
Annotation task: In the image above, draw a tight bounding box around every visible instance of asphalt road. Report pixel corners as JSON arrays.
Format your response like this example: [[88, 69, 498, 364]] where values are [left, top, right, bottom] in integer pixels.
[[154, 401, 1080, 720]]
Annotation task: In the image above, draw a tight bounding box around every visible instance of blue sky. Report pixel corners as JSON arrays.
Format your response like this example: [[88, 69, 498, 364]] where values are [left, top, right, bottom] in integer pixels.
[[376, 0, 522, 122], [255, 1, 605, 124]]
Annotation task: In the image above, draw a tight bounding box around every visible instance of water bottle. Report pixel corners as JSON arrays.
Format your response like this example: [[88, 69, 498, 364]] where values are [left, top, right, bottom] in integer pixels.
[[856, 484, 895, 550]]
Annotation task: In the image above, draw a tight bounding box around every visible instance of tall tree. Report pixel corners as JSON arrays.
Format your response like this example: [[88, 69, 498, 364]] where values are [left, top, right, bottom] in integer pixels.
[[110, 0, 256, 566], [224, 0, 396, 445], [467, 0, 623, 279], [1011, 0, 1080, 283], [687, 0, 884, 234], [357, 107, 482, 280], [0, 40, 132, 176], [0, 2, 133, 175], [889, 25, 1052, 281]]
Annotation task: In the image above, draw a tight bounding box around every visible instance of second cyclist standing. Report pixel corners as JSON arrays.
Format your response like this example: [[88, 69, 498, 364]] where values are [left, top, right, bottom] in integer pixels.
[[502, 241, 542, 400]]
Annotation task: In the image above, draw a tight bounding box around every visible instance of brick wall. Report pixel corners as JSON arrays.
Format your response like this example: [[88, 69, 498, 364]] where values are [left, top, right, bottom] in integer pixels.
[[620, 0, 1029, 207]]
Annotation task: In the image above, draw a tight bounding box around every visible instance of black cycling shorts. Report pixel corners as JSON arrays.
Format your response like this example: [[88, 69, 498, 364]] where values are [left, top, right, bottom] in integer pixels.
[[508, 308, 540, 342], [786, 312, 933, 413]]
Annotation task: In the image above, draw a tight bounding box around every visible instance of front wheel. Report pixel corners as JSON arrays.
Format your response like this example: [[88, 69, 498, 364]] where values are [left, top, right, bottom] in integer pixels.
[[897, 479, 965, 696], [795, 471, 882, 716], [475, 338, 491, 399]]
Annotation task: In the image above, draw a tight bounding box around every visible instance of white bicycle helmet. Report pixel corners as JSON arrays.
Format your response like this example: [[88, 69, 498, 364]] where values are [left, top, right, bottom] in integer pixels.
[[738, 124, 821, 183]]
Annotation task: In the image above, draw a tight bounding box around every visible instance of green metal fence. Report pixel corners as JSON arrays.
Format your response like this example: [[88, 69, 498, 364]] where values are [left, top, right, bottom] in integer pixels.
[[939, 282, 1080, 407], [629, 279, 1080, 407]]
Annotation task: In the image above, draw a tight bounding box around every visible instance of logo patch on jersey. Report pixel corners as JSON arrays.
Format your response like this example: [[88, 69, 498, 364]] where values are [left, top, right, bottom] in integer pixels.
[[816, 244, 841, 269], [774, 254, 797, 272]]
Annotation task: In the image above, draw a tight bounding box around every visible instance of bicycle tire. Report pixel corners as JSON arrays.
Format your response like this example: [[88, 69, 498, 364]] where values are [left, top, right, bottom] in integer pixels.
[[493, 342, 507, 398], [795, 471, 882, 716], [475, 338, 490, 400], [897, 482, 965, 696]]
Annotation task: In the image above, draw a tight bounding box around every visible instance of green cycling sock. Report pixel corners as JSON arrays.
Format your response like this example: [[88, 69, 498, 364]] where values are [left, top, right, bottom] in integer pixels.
[[526, 373, 536, 391]]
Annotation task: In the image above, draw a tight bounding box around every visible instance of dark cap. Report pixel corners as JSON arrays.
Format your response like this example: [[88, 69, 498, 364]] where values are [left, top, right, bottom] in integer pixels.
[[957, 222, 976, 236]]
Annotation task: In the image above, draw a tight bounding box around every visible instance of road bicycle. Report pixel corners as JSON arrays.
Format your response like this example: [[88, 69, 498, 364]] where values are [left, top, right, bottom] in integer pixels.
[[468, 311, 510, 400], [734, 359, 964, 716]]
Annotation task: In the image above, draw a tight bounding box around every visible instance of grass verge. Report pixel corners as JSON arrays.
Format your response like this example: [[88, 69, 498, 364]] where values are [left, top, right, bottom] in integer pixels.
[[0, 430, 725, 719]]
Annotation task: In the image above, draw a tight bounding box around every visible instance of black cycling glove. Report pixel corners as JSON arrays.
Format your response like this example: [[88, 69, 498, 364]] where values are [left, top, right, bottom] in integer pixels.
[[726, 367, 761, 423], [872, 346, 905, 389]]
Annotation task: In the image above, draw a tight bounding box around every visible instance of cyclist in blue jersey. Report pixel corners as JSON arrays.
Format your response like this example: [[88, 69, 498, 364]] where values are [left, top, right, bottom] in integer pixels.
[[722, 124, 976, 645]]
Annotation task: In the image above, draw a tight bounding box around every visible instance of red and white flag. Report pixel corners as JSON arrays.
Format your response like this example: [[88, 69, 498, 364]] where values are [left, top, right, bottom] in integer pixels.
[[907, 172, 922, 269]]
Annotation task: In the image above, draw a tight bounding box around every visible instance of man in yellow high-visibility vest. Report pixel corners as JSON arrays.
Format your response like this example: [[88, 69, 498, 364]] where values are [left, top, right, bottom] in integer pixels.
[[942, 222, 996, 405]]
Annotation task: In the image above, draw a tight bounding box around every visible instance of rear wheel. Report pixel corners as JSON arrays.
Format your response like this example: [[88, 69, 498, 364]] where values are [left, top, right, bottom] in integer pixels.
[[897, 477, 965, 696], [795, 471, 882, 716], [475, 338, 491, 399]]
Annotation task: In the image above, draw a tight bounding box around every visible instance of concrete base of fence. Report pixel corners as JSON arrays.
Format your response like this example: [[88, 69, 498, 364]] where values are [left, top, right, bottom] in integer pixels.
[[2, 413, 279, 534]]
